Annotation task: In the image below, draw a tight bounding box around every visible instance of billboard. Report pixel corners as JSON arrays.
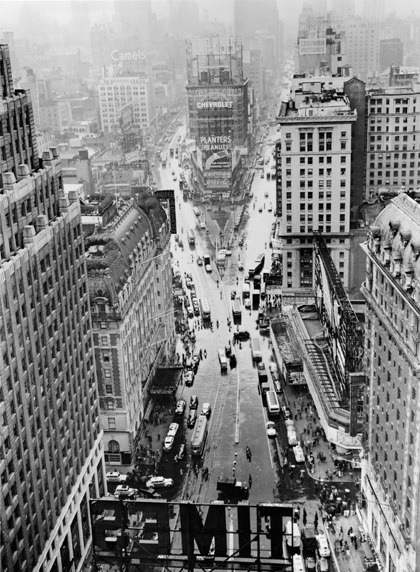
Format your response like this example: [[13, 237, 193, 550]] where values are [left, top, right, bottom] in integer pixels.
[[349, 373, 366, 437], [90, 499, 294, 570], [154, 190, 177, 234], [299, 38, 326, 56]]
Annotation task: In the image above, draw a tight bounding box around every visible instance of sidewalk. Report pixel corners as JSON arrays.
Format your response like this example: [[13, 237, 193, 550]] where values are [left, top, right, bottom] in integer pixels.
[[324, 513, 379, 572]]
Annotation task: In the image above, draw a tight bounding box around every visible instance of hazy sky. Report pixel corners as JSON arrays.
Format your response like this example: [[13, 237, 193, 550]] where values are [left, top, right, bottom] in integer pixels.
[[2, 0, 420, 28]]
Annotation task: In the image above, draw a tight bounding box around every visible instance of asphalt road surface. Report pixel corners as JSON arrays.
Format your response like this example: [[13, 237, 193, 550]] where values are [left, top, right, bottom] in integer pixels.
[[154, 127, 318, 508]]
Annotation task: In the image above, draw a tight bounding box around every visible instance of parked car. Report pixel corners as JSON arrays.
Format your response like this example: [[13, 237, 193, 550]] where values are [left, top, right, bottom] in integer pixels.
[[274, 380, 282, 394], [190, 395, 198, 409], [201, 403, 211, 418], [163, 435, 175, 452], [266, 421, 277, 437], [167, 423, 179, 437], [185, 371, 195, 386], [114, 485, 138, 498], [293, 445, 305, 463], [175, 399, 186, 416], [282, 406, 292, 419], [106, 472, 128, 483], [287, 429, 298, 447], [187, 305, 194, 318], [145, 476, 174, 489], [231, 290, 237, 299], [316, 534, 331, 558], [187, 409, 197, 427], [177, 443, 186, 460]]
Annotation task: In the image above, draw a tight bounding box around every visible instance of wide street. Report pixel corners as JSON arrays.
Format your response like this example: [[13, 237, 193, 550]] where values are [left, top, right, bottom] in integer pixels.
[[149, 125, 319, 509]]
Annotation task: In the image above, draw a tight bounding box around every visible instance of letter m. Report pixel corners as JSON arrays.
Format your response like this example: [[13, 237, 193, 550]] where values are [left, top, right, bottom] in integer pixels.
[[180, 503, 227, 556]]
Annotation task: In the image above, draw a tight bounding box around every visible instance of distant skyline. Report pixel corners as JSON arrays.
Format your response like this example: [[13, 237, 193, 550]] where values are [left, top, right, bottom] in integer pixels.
[[1, 0, 420, 31]]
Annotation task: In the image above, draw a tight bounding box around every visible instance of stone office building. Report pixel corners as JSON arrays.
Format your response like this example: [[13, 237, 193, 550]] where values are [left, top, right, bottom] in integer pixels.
[[86, 193, 174, 468]]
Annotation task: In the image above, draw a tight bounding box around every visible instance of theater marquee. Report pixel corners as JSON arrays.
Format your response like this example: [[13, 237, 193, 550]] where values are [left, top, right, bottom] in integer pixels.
[[90, 499, 294, 571]]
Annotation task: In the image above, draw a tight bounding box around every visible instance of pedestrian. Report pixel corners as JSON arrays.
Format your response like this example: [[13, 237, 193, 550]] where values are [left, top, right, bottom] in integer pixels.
[[302, 509, 307, 527], [354, 537, 358, 550], [157, 433, 160, 441], [248, 474, 252, 488], [314, 512, 318, 533]]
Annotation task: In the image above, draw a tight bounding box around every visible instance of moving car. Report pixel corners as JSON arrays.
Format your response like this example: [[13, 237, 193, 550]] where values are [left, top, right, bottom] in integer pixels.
[[266, 421, 277, 437], [200, 220, 206, 229], [264, 191, 269, 198], [244, 298, 251, 309], [187, 305, 194, 318], [185, 371, 195, 386], [106, 471, 128, 483], [217, 476, 249, 499], [187, 409, 197, 427], [201, 403, 211, 418], [197, 256, 203, 266], [238, 262, 244, 271], [175, 399, 186, 415], [146, 476, 174, 489], [114, 485, 138, 498], [268, 203, 273, 212], [234, 330, 250, 341], [190, 395, 199, 409], [205, 264, 212, 273]]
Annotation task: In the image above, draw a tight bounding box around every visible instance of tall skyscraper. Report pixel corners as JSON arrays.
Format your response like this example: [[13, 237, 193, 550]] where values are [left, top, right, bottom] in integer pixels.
[[0, 45, 104, 571], [277, 76, 357, 296], [186, 37, 249, 196], [344, 17, 380, 81], [361, 192, 420, 572]]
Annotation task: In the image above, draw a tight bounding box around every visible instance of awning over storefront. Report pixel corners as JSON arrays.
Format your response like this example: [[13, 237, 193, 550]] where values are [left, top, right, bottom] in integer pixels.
[[149, 366, 183, 395]]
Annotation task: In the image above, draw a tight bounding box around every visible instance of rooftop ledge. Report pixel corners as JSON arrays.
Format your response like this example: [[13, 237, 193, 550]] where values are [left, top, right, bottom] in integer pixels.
[[278, 111, 357, 123]]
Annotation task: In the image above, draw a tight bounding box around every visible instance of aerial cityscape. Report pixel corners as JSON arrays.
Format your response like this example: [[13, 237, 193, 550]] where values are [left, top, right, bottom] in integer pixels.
[[1, 0, 420, 571]]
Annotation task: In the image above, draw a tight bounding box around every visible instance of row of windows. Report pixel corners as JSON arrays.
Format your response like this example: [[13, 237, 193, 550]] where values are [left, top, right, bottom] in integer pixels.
[[286, 225, 346, 234]]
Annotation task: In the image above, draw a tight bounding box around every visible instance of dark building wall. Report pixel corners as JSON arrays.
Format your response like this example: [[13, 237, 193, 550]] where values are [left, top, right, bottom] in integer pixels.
[[344, 77, 366, 212], [379, 38, 404, 73]]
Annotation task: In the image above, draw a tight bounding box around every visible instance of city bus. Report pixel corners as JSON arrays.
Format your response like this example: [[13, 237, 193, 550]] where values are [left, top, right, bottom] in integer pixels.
[[187, 229, 196, 245], [242, 282, 250, 300], [266, 391, 280, 416], [232, 298, 242, 319], [218, 349, 228, 370], [191, 415, 208, 456], [200, 298, 211, 320], [254, 253, 265, 275], [251, 337, 262, 362]]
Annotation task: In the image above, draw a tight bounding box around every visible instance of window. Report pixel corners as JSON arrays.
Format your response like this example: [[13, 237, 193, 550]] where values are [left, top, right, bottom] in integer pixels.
[[108, 439, 120, 452], [108, 418, 116, 430]]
